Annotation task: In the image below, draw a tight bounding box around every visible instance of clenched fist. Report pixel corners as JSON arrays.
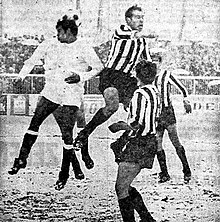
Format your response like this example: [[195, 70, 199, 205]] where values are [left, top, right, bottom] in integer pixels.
[[64, 73, 80, 84], [183, 100, 192, 114]]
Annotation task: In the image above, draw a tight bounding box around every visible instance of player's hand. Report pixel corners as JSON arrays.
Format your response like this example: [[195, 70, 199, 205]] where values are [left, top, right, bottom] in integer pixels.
[[65, 73, 80, 84], [183, 100, 192, 114], [108, 121, 132, 133]]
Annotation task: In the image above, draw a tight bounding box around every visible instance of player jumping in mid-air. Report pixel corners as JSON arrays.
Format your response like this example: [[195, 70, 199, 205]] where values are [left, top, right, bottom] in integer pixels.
[[73, 5, 153, 158], [52, 105, 86, 190], [8, 15, 103, 191]]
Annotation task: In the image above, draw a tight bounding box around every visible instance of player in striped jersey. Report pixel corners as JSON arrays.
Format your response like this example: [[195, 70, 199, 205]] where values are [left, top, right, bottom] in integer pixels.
[[73, 5, 153, 159], [112, 60, 158, 222], [153, 54, 192, 184]]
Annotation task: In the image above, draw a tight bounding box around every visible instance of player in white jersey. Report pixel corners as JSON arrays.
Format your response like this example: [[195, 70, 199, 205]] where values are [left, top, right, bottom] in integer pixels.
[[8, 15, 103, 190]]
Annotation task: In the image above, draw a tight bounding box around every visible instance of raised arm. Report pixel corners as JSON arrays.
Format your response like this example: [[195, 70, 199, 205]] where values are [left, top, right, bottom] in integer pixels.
[[17, 41, 46, 80]]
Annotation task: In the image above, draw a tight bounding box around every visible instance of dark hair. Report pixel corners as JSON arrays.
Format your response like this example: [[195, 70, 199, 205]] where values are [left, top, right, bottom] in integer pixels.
[[56, 14, 80, 36], [135, 60, 157, 84], [125, 5, 142, 18]]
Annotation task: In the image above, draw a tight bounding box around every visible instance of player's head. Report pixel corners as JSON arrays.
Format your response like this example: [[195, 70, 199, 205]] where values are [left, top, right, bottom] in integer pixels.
[[56, 14, 81, 43], [135, 60, 157, 85], [125, 5, 144, 32]]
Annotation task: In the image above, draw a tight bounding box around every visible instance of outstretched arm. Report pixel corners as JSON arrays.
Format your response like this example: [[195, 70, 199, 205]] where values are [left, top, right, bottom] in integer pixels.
[[17, 41, 46, 80], [169, 72, 192, 113]]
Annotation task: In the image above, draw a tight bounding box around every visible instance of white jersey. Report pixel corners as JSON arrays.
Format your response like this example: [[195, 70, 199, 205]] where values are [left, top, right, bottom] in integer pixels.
[[20, 38, 103, 107]]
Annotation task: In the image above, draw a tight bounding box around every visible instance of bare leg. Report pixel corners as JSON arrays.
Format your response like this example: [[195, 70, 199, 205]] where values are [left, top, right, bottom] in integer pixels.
[[116, 162, 156, 222], [73, 87, 119, 150], [116, 162, 140, 222]]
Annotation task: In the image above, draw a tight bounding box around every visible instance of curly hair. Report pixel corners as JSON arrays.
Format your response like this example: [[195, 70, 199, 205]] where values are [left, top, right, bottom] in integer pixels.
[[135, 60, 157, 84], [56, 14, 80, 36]]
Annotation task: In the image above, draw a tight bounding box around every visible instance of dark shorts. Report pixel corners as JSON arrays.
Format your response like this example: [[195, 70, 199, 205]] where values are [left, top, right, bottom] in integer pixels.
[[53, 105, 79, 144], [98, 68, 138, 105], [29, 97, 79, 145], [157, 105, 177, 131], [119, 135, 157, 169]]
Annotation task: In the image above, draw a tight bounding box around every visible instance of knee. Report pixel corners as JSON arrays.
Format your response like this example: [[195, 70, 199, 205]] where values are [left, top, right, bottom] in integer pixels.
[[103, 87, 119, 115], [106, 103, 119, 114], [156, 137, 163, 151], [115, 182, 127, 199], [103, 102, 119, 117], [167, 124, 178, 137]]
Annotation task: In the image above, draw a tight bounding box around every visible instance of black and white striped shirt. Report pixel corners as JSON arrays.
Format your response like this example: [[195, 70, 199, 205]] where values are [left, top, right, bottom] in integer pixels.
[[128, 84, 159, 136], [154, 70, 188, 108], [106, 25, 152, 74]]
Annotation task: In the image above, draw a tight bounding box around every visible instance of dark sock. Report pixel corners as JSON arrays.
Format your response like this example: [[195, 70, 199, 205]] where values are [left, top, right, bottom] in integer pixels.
[[129, 186, 155, 221], [80, 108, 110, 136], [157, 150, 169, 175], [176, 146, 191, 175], [118, 196, 135, 222], [18, 133, 38, 160], [71, 151, 83, 173], [59, 148, 72, 181]]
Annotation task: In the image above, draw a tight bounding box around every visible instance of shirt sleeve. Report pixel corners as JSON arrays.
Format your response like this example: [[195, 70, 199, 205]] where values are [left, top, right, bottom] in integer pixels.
[[24, 40, 47, 66], [169, 72, 188, 98], [18, 40, 47, 79]]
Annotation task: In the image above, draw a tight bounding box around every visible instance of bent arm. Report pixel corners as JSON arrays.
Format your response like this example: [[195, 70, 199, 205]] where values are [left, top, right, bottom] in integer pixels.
[[70, 44, 103, 82]]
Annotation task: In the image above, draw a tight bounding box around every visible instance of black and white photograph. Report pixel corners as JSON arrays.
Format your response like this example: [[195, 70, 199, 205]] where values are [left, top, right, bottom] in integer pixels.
[[0, 0, 220, 221]]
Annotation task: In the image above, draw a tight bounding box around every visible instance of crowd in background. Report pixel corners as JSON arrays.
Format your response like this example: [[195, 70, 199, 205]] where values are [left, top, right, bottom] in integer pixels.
[[0, 35, 220, 95]]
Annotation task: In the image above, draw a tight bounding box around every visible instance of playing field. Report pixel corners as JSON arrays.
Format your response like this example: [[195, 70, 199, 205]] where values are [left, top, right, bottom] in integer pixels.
[[0, 110, 220, 221]]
